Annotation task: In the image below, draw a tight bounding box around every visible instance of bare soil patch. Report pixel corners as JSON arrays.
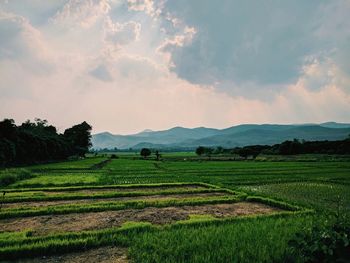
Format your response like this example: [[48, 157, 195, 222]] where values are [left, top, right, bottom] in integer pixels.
[[0, 202, 282, 236], [2, 192, 226, 209], [7, 246, 128, 263]]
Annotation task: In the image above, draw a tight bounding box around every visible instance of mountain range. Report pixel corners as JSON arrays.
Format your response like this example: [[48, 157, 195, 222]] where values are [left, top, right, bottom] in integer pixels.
[[91, 122, 350, 150]]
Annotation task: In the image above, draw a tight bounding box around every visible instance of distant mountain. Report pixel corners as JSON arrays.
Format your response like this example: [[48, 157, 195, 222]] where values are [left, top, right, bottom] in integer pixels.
[[91, 123, 350, 150], [91, 126, 219, 149], [187, 126, 350, 147], [320, 122, 350, 129]]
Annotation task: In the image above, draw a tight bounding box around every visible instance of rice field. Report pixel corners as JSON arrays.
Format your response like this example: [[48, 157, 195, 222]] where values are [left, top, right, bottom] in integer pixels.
[[0, 155, 349, 262]]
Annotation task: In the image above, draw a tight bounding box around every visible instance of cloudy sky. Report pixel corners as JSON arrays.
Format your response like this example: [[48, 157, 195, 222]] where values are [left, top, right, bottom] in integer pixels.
[[1, 0, 349, 134]]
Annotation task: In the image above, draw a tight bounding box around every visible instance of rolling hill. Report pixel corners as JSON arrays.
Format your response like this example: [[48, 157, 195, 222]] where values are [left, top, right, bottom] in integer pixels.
[[92, 123, 350, 150]]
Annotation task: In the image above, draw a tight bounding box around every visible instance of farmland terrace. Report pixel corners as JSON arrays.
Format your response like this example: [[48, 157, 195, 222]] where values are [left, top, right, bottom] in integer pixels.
[[0, 155, 349, 262]]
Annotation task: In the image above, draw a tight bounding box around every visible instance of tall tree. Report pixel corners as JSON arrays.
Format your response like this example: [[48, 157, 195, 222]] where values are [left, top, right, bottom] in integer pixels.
[[64, 121, 92, 157]]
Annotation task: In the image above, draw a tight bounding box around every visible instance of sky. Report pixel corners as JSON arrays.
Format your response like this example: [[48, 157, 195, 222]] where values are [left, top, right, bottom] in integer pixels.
[[0, 0, 350, 134]]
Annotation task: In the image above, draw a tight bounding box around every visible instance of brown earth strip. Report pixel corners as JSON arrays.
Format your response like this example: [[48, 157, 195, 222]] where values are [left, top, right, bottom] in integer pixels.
[[0, 202, 282, 236], [7, 246, 128, 263], [2, 192, 227, 209]]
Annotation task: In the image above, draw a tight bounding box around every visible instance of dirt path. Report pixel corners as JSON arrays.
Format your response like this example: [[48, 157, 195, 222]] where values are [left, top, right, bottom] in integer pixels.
[[0, 202, 282, 236], [7, 246, 128, 263], [2, 192, 226, 209]]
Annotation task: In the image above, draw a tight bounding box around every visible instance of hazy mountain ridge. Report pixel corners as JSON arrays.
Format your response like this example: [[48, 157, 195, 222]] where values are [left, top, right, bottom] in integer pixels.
[[92, 123, 350, 150]]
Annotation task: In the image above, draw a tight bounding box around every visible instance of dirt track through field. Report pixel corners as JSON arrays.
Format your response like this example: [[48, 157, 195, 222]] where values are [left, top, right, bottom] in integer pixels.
[[0, 202, 282, 236], [10, 246, 128, 263], [2, 192, 226, 209]]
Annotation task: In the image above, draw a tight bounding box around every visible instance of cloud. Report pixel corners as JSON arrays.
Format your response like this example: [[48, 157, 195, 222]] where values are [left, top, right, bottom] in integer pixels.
[[0, 11, 54, 74], [157, 25, 196, 67], [51, 0, 111, 28], [161, 0, 350, 95], [0, 0, 66, 26], [127, 0, 161, 18], [103, 17, 141, 47], [0, 0, 349, 134], [89, 64, 113, 82]]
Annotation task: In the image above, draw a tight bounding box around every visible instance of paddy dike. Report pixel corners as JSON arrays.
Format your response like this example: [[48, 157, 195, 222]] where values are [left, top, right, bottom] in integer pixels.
[[10, 246, 128, 263], [0, 202, 282, 236], [4, 185, 208, 198], [1, 192, 227, 209]]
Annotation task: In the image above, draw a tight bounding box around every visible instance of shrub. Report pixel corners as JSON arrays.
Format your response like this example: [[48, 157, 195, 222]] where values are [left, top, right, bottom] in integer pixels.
[[110, 154, 118, 159], [286, 217, 350, 262], [140, 148, 151, 159], [0, 169, 32, 187]]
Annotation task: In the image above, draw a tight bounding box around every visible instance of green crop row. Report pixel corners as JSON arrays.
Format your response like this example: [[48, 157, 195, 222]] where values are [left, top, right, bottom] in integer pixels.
[[1, 182, 214, 192], [237, 182, 350, 214], [8, 159, 349, 189], [1, 188, 225, 203]]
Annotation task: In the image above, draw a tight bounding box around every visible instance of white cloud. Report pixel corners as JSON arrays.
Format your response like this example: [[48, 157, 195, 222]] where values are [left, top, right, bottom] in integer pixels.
[[104, 17, 141, 47], [51, 0, 111, 28], [0, 0, 349, 134], [157, 26, 196, 67], [0, 11, 54, 74], [127, 0, 162, 18]]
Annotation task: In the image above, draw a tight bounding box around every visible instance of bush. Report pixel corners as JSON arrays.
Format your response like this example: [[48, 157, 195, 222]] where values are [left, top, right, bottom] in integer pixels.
[[140, 148, 151, 158], [110, 154, 118, 159], [0, 169, 32, 187], [287, 218, 350, 262]]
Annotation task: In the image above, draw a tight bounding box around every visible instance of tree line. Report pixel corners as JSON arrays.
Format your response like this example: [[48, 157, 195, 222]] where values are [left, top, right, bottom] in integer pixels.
[[195, 137, 350, 158], [0, 118, 92, 166]]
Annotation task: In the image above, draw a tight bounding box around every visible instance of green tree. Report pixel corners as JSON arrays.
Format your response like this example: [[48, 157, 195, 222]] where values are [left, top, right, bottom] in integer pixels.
[[196, 146, 213, 156], [195, 146, 206, 156], [64, 121, 92, 157], [140, 148, 151, 159]]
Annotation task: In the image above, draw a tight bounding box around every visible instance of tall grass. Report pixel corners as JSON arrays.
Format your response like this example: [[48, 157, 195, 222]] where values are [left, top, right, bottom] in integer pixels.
[[129, 214, 313, 263], [0, 223, 150, 260], [0, 169, 33, 187], [239, 182, 350, 214], [0, 212, 310, 261]]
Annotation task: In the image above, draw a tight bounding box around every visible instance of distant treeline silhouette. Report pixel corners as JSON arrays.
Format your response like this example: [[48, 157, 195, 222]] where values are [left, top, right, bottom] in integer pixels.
[[0, 118, 92, 166], [196, 137, 350, 158]]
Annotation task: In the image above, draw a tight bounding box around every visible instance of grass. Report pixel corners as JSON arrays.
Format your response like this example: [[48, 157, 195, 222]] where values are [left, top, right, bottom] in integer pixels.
[[0, 169, 33, 187], [1, 155, 349, 261], [27, 157, 108, 170], [0, 225, 142, 260], [0, 210, 310, 261], [7, 159, 350, 188], [129, 214, 313, 263], [1, 188, 223, 203], [2, 182, 216, 192], [0, 194, 244, 219], [10, 173, 101, 187], [237, 182, 350, 214]]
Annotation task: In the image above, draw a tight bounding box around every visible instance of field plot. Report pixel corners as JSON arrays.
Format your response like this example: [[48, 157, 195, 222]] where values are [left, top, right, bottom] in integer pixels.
[[1, 183, 212, 202], [238, 182, 350, 213], [0, 202, 282, 235], [1, 157, 349, 262], [0, 180, 302, 262], [16, 246, 128, 263], [1, 192, 226, 210], [9, 158, 350, 189]]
